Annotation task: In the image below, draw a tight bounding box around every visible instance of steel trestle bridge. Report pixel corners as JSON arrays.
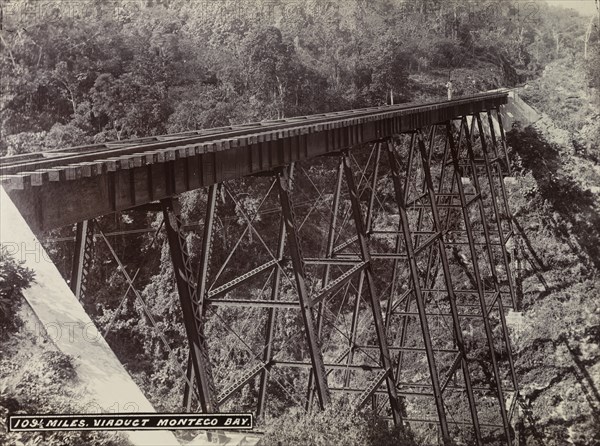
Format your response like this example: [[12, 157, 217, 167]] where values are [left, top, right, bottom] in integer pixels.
[[1, 92, 522, 445]]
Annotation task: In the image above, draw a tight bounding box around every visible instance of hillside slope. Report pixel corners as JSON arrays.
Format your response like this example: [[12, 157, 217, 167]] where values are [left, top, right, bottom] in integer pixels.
[[505, 56, 600, 446]]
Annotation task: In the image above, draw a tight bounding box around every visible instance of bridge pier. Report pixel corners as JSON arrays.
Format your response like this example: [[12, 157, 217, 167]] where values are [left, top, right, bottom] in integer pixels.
[[414, 131, 483, 444], [277, 165, 332, 410], [341, 149, 403, 426], [257, 182, 288, 417], [446, 116, 515, 445], [162, 196, 218, 414], [306, 158, 344, 411]]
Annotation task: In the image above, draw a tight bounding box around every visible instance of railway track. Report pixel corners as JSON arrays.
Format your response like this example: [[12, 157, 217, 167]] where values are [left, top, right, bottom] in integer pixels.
[[0, 91, 508, 177], [0, 91, 509, 231]]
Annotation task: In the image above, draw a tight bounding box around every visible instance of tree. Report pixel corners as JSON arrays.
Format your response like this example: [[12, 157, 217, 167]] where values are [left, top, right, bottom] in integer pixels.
[[367, 35, 411, 104], [240, 26, 297, 118], [0, 250, 34, 340]]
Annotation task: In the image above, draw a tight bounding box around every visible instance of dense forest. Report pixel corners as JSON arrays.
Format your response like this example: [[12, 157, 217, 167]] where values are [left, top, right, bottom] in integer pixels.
[[1, 0, 599, 445], [1, 0, 597, 152]]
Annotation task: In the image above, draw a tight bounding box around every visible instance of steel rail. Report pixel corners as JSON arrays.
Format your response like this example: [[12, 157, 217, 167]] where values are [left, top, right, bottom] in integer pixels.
[[0, 92, 508, 175]]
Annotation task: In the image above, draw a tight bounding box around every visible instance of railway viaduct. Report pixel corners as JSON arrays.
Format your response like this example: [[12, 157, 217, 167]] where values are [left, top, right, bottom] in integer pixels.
[[0, 91, 527, 445]]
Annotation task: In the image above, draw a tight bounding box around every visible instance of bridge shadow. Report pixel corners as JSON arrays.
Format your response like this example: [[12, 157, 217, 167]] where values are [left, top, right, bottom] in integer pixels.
[[561, 335, 600, 421], [507, 125, 600, 444], [506, 126, 600, 272]]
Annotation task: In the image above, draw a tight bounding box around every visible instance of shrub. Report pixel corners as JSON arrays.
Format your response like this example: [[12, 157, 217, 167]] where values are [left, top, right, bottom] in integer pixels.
[[260, 403, 419, 446], [0, 249, 35, 340]]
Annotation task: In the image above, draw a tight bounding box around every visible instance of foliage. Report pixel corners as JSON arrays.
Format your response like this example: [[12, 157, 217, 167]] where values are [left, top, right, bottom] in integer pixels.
[[508, 125, 600, 271], [1, 0, 599, 444], [0, 252, 130, 445], [260, 403, 419, 446], [504, 60, 600, 443], [1, 0, 591, 155], [0, 348, 132, 446], [0, 250, 34, 340]]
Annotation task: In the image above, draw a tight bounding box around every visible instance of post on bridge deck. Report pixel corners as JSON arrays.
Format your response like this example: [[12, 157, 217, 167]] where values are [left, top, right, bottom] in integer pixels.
[[162, 195, 218, 414]]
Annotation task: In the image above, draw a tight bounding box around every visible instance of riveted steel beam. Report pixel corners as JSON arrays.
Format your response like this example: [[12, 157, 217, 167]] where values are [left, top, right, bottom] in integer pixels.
[[162, 195, 217, 414], [341, 150, 403, 426], [277, 167, 331, 409], [70, 219, 94, 300], [448, 120, 512, 445]]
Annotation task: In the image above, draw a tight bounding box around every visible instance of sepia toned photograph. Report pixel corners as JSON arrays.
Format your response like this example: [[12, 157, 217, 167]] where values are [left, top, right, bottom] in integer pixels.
[[0, 1, 599, 445]]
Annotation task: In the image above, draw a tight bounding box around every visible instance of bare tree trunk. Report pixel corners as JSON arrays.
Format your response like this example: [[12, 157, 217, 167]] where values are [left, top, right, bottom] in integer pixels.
[[56, 78, 77, 115], [453, 5, 457, 40], [584, 17, 594, 60], [585, 40, 588, 60]]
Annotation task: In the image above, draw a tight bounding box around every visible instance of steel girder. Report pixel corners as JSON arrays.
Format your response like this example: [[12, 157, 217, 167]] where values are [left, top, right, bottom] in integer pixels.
[[70, 219, 94, 300], [68, 107, 519, 445], [162, 196, 218, 414]]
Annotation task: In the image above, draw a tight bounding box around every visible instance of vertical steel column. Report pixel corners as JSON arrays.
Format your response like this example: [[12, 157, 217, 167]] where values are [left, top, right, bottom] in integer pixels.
[[341, 150, 402, 426], [414, 133, 483, 445], [439, 122, 464, 234], [194, 185, 218, 325], [487, 110, 518, 306], [277, 167, 331, 410], [345, 143, 380, 389], [463, 116, 502, 294], [487, 110, 515, 226], [495, 109, 512, 176], [365, 143, 382, 233], [384, 231, 403, 334], [392, 135, 416, 382], [257, 214, 286, 417], [476, 114, 516, 308], [307, 160, 343, 410], [468, 113, 520, 417], [447, 122, 513, 445], [344, 274, 364, 389], [385, 142, 450, 441], [162, 192, 217, 413], [183, 354, 195, 411], [183, 185, 219, 410], [420, 126, 443, 290], [320, 159, 343, 307], [70, 219, 93, 300], [259, 168, 293, 417]]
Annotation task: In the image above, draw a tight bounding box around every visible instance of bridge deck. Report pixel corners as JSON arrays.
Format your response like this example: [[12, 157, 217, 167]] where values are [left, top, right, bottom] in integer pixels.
[[0, 92, 507, 231]]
